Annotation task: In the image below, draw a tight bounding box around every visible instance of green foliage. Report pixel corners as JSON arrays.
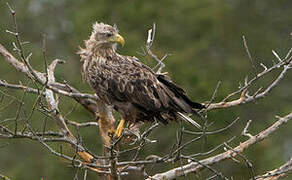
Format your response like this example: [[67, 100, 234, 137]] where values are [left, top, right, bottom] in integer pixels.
[[0, 0, 292, 179]]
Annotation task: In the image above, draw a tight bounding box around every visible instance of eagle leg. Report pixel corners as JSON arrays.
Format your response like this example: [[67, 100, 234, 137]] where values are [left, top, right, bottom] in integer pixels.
[[114, 119, 125, 138]]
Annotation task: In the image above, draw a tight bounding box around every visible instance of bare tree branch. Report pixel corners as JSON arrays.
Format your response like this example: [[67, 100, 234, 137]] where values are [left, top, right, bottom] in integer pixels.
[[255, 157, 292, 180], [206, 50, 292, 111], [148, 111, 292, 180]]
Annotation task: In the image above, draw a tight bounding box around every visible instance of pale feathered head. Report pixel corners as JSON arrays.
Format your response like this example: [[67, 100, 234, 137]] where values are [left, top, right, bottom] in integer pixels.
[[89, 22, 125, 48], [78, 22, 125, 80]]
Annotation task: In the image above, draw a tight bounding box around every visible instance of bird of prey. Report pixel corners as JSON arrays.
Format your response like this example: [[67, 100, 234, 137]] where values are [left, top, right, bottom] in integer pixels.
[[78, 22, 205, 137]]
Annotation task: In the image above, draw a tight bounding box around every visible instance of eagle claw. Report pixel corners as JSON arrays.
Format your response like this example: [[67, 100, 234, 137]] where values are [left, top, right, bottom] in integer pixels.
[[107, 128, 116, 137], [107, 119, 125, 138], [114, 119, 125, 138]]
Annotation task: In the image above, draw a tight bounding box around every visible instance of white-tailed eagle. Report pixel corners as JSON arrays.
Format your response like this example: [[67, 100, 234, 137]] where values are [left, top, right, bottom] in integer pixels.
[[78, 22, 205, 137]]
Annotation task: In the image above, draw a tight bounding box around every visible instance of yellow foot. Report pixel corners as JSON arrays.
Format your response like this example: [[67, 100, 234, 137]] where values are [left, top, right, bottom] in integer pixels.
[[114, 119, 125, 138], [108, 128, 116, 137]]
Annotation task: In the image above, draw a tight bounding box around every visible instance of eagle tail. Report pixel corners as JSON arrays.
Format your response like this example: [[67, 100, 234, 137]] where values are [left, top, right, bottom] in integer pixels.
[[177, 112, 201, 129], [188, 100, 205, 109], [157, 74, 205, 110]]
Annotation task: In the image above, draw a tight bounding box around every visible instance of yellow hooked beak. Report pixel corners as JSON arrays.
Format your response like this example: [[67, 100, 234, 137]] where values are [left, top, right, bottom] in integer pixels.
[[108, 34, 125, 47]]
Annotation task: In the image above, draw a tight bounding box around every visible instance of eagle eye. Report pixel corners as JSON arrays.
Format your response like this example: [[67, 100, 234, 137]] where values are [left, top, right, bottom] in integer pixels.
[[105, 33, 113, 37]]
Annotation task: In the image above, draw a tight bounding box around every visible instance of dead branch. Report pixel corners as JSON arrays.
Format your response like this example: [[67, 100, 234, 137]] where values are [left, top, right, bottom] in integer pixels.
[[138, 23, 170, 74], [45, 59, 75, 140], [206, 48, 292, 111], [148, 111, 292, 180], [67, 120, 99, 128], [0, 32, 106, 173], [0, 8, 116, 177], [0, 43, 98, 110], [255, 157, 292, 180]]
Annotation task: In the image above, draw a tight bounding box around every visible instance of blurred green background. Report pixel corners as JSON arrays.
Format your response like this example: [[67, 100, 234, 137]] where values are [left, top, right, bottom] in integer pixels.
[[0, 0, 292, 179]]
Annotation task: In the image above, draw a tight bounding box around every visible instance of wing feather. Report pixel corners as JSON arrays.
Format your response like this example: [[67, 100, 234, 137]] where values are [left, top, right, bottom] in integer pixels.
[[96, 56, 167, 111], [89, 54, 203, 123]]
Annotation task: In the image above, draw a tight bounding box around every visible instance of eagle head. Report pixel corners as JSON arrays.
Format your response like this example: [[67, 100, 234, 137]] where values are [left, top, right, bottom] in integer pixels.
[[90, 22, 125, 48]]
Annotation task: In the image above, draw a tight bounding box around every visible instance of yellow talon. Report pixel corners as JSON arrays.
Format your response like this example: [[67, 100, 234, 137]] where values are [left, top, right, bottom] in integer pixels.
[[108, 128, 116, 136], [114, 119, 125, 138]]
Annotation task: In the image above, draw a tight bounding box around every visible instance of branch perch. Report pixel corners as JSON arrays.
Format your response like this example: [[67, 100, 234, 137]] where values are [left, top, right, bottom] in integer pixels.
[[148, 111, 292, 180]]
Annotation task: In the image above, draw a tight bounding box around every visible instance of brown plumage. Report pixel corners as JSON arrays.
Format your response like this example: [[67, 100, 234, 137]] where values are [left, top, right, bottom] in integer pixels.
[[78, 22, 205, 129]]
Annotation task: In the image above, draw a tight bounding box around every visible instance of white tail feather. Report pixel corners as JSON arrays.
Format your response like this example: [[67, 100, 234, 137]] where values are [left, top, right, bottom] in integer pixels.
[[177, 112, 201, 129]]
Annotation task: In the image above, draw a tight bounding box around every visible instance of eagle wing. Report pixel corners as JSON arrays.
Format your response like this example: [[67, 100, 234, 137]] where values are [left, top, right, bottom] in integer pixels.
[[100, 56, 169, 111], [92, 55, 203, 115]]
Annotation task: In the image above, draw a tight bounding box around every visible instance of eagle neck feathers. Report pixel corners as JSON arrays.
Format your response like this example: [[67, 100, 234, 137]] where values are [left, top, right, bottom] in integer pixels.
[[78, 37, 118, 82]]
